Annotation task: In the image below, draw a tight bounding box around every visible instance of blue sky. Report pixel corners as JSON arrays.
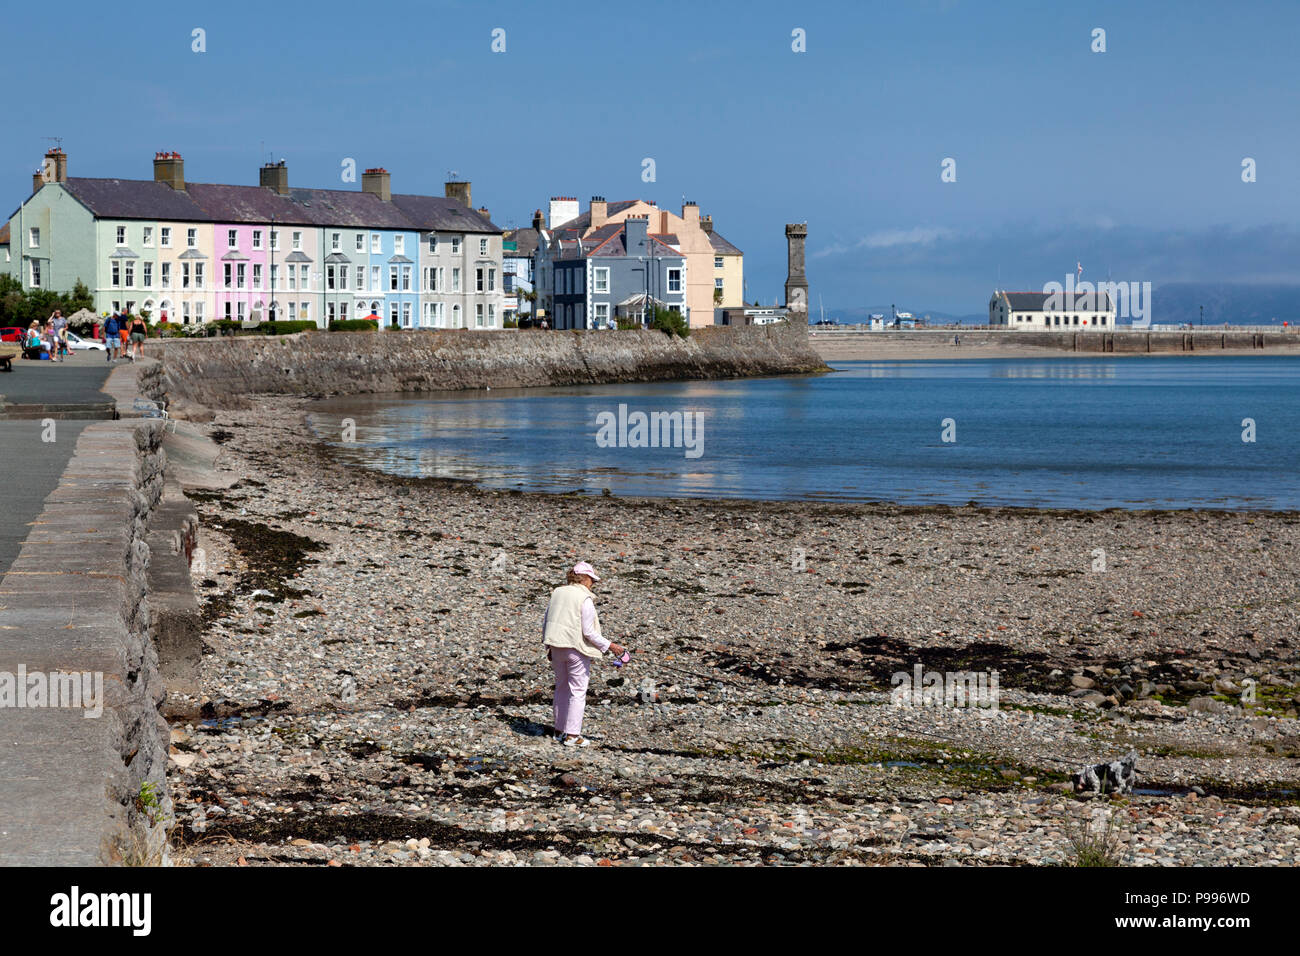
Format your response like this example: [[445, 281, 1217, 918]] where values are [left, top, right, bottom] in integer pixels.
[[7, 0, 1299, 314]]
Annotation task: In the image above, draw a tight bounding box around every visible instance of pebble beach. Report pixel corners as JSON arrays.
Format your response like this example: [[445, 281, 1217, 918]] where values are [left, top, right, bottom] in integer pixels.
[[168, 398, 1300, 866]]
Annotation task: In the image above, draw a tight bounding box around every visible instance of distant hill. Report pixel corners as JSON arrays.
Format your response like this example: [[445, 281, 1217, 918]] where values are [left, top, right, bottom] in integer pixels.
[[1150, 283, 1300, 326], [820, 285, 1300, 326]]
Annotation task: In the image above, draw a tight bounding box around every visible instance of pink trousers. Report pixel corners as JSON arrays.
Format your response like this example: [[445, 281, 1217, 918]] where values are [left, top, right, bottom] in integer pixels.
[[551, 647, 592, 735]]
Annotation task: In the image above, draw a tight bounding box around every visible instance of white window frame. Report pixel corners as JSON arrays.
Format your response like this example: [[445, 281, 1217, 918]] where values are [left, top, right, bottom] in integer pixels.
[[593, 267, 609, 293], [331, 232, 341, 252], [252, 230, 263, 250], [253, 263, 262, 289], [479, 237, 488, 255], [186, 228, 197, 248], [160, 227, 171, 248], [143, 226, 154, 247], [355, 234, 365, 253], [292, 231, 302, 251], [668, 268, 682, 293], [394, 235, 405, 255], [228, 229, 238, 250], [371, 233, 381, 254], [116, 225, 126, 246]]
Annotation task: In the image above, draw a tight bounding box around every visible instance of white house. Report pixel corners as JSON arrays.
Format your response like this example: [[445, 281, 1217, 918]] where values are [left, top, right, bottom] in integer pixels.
[[989, 290, 1116, 330]]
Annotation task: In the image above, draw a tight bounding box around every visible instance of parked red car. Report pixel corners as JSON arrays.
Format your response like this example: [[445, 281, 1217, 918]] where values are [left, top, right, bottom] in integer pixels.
[[0, 327, 25, 343]]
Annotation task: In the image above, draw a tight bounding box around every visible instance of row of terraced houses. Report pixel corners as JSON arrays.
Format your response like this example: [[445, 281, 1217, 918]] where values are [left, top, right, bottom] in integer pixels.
[[1, 149, 507, 329]]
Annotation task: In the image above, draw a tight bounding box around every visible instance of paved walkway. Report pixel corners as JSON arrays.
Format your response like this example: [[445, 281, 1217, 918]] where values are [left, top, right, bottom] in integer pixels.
[[0, 421, 93, 577], [0, 350, 116, 405], [0, 353, 120, 576]]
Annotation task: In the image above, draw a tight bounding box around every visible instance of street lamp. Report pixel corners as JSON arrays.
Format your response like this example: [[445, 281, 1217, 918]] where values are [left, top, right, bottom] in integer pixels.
[[1199, 304, 1203, 327]]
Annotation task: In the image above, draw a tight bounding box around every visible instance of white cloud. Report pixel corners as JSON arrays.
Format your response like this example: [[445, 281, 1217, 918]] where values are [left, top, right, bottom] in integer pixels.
[[813, 226, 955, 258]]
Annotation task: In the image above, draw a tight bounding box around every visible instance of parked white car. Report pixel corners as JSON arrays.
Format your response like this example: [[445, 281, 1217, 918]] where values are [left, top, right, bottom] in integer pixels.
[[65, 331, 106, 351]]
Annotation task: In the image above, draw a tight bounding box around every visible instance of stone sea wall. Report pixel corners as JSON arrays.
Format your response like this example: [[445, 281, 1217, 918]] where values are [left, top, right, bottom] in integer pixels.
[[148, 323, 829, 412], [0, 418, 172, 865]]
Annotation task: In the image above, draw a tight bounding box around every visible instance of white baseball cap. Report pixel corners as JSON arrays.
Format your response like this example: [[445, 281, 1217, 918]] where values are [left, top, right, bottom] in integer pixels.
[[572, 561, 600, 581]]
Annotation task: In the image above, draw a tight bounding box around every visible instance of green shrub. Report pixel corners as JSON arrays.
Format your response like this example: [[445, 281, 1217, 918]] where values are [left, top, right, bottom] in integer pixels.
[[651, 306, 690, 338], [328, 319, 381, 332], [255, 320, 317, 335]]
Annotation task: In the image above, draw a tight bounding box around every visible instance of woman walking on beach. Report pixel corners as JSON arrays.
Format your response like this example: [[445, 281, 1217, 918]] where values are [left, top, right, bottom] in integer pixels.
[[542, 562, 625, 747]]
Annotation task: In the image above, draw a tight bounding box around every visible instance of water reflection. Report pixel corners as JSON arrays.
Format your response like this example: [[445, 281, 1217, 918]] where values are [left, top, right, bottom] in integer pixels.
[[307, 356, 1300, 510]]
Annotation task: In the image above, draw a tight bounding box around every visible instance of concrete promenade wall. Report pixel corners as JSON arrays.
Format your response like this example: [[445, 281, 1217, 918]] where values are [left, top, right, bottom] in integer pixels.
[[809, 328, 1300, 352], [0, 417, 172, 865], [148, 322, 829, 411]]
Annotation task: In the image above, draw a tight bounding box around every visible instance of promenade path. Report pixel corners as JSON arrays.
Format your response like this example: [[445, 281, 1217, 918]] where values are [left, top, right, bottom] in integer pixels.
[[0, 351, 119, 576]]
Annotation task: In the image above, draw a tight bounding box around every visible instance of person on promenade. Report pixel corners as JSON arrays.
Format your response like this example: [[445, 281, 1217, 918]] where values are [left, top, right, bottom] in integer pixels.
[[541, 561, 626, 748], [50, 310, 68, 362], [118, 313, 131, 356], [103, 312, 120, 361], [129, 313, 147, 361], [23, 322, 44, 360]]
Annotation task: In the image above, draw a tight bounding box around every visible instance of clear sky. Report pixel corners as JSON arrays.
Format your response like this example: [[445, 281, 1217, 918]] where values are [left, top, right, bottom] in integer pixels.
[[7, 0, 1298, 314]]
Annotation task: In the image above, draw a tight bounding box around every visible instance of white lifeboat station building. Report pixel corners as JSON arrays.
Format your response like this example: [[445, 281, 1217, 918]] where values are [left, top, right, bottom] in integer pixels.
[[989, 290, 1117, 330]]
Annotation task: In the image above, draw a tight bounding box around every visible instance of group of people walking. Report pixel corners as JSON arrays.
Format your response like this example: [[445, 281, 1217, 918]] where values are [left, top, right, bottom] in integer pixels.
[[100, 311, 147, 362]]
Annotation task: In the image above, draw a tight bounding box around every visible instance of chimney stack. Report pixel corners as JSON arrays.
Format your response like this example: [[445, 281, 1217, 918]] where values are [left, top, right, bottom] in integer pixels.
[[362, 167, 391, 202], [445, 180, 472, 207], [590, 196, 608, 229], [477, 205, 490, 221], [532, 209, 545, 231], [260, 160, 289, 196], [623, 215, 649, 255], [44, 148, 67, 184], [154, 151, 185, 191], [701, 214, 714, 235], [548, 197, 579, 230], [32, 170, 43, 193], [682, 201, 700, 225]]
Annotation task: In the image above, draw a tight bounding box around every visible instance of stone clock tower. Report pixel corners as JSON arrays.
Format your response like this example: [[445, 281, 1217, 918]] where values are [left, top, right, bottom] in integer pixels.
[[784, 223, 809, 320]]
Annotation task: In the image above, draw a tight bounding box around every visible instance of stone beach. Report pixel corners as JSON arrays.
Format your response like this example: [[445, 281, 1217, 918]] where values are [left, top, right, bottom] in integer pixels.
[[168, 398, 1300, 866]]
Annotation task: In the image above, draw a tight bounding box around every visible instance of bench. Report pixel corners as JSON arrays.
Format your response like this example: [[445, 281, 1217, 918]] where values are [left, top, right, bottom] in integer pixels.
[[0, 344, 18, 372]]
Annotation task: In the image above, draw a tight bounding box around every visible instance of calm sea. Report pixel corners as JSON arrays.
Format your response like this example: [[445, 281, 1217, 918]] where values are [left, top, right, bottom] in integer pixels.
[[308, 357, 1300, 511]]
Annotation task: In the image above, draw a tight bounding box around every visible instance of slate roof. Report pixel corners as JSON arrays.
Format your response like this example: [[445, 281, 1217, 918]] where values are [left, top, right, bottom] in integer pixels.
[[554, 200, 643, 235], [20, 177, 501, 234], [503, 227, 538, 258], [709, 231, 742, 256], [559, 222, 680, 260], [391, 194, 499, 234], [998, 291, 1113, 311]]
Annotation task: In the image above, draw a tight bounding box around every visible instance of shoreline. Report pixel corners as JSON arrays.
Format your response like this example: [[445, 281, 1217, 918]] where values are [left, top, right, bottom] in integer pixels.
[[811, 340, 1300, 361], [166, 398, 1300, 867]]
